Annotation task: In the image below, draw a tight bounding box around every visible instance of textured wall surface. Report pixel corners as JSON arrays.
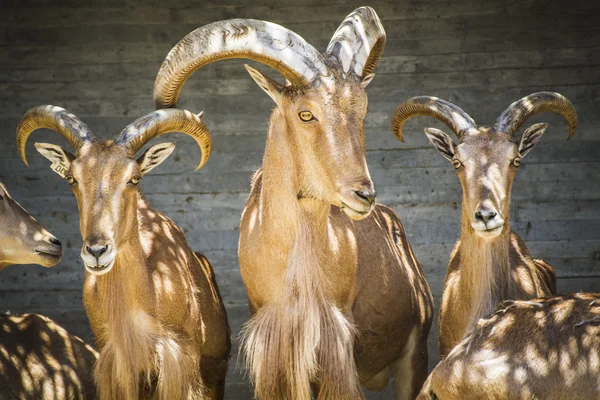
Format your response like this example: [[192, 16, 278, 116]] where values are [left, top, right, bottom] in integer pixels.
[[1, 0, 599, 398]]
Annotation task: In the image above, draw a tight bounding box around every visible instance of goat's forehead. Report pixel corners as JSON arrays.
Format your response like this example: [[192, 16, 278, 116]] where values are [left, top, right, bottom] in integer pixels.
[[457, 130, 516, 161], [74, 142, 136, 173]]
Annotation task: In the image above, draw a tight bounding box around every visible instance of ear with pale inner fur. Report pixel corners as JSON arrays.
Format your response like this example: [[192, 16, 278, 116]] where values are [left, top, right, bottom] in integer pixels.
[[137, 142, 175, 176], [34, 143, 75, 178], [361, 73, 375, 88], [518, 123, 548, 158], [244, 64, 284, 105], [424, 127, 456, 161]]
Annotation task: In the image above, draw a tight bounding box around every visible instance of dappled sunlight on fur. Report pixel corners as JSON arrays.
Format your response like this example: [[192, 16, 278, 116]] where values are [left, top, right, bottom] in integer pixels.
[[420, 294, 600, 400], [0, 313, 97, 400]]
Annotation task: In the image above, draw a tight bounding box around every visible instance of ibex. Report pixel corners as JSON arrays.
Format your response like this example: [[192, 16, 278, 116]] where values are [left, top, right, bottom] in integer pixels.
[[0, 181, 97, 399], [17, 106, 231, 400], [417, 293, 600, 400], [154, 7, 433, 400], [392, 92, 577, 357]]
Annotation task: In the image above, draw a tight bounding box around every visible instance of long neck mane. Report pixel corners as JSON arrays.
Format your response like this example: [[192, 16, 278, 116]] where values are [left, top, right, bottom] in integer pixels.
[[241, 113, 362, 399], [459, 204, 513, 329]]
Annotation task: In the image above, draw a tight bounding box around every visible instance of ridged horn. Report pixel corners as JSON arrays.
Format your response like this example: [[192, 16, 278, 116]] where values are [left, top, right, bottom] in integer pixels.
[[117, 109, 211, 170], [16, 105, 95, 166], [326, 6, 386, 77], [154, 19, 329, 109], [391, 96, 477, 142], [494, 92, 577, 139]]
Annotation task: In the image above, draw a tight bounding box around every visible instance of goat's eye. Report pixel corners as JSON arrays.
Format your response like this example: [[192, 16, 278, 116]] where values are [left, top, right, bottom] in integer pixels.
[[512, 157, 521, 167], [128, 176, 141, 186], [66, 175, 77, 185], [298, 110, 315, 122], [452, 159, 462, 169]]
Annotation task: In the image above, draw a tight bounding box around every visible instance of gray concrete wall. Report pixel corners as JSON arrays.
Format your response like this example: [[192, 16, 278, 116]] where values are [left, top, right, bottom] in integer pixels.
[[1, 0, 599, 398]]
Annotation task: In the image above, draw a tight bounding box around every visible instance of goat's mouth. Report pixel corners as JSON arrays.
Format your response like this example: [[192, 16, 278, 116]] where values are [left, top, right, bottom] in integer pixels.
[[85, 259, 115, 276], [34, 247, 63, 267]]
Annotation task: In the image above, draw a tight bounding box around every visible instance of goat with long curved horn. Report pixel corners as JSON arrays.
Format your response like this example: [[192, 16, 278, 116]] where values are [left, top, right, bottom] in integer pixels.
[[495, 91, 577, 138], [17, 105, 95, 166], [154, 19, 329, 108], [154, 7, 433, 400], [391, 92, 576, 358], [326, 6, 386, 77], [117, 108, 211, 169], [391, 96, 477, 142], [17, 106, 230, 400]]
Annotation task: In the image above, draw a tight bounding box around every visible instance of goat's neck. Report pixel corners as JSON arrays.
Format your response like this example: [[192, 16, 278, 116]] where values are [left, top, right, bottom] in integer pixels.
[[459, 203, 512, 328], [259, 116, 332, 292]]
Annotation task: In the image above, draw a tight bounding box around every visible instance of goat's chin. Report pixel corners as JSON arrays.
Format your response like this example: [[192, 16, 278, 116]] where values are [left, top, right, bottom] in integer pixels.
[[85, 259, 115, 276], [472, 225, 503, 239], [342, 205, 372, 221]]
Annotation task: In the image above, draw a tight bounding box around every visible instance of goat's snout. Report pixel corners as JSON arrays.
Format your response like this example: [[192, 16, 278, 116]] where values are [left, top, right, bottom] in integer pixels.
[[85, 244, 109, 260], [474, 209, 497, 223], [354, 187, 377, 205]]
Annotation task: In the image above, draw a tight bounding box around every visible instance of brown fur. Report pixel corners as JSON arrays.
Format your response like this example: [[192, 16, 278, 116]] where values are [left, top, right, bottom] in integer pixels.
[[34, 142, 230, 400], [0, 313, 98, 400], [419, 293, 600, 399], [434, 129, 556, 357], [0, 182, 96, 399], [238, 73, 433, 399], [0, 181, 62, 271]]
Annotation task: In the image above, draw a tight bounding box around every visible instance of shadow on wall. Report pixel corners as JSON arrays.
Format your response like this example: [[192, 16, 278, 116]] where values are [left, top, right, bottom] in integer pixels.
[[0, 312, 97, 400]]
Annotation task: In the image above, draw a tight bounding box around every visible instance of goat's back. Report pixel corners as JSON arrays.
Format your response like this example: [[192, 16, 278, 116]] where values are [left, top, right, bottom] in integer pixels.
[[0, 313, 97, 400]]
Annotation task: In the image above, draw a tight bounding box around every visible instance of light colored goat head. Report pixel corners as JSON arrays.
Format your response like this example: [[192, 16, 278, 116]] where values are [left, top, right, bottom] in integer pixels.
[[392, 92, 577, 238], [16, 106, 211, 275], [153, 7, 385, 219], [0, 181, 62, 268]]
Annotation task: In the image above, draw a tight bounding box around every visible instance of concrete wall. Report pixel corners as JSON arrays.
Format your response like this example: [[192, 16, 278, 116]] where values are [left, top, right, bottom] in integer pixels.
[[1, 0, 599, 398]]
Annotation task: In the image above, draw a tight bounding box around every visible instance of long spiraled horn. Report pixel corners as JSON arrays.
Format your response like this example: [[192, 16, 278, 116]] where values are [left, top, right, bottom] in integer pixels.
[[117, 109, 211, 170], [326, 6, 386, 77], [494, 92, 577, 139], [17, 105, 95, 165], [154, 19, 329, 109], [391, 96, 477, 142]]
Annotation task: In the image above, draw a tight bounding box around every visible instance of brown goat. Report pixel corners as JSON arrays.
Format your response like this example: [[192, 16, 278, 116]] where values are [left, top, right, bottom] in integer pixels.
[[16, 107, 230, 400], [392, 92, 576, 357], [0, 181, 97, 399], [417, 293, 600, 400], [153, 7, 433, 400]]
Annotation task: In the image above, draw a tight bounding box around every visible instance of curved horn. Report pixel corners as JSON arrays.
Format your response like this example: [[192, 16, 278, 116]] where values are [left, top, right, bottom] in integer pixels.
[[326, 6, 386, 77], [391, 96, 477, 142], [154, 19, 329, 109], [494, 92, 577, 139], [117, 109, 211, 170], [17, 105, 95, 166]]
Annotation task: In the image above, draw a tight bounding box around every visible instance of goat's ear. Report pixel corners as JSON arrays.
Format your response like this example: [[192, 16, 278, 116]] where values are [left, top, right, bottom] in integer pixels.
[[137, 142, 175, 176], [34, 143, 74, 178], [518, 123, 547, 158], [424, 127, 456, 161], [244, 64, 284, 105], [361, 73, 375, 89]]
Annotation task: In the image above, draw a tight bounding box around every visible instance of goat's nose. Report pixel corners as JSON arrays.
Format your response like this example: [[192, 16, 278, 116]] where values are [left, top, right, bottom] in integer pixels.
[[474, 209, 497, 223], [354, 188, 377, 204], [85, 245, 108, 259], [48, 237, 62, 247]]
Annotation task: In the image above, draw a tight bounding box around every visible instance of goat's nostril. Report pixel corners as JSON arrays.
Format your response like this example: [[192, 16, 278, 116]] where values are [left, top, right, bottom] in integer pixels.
[[355, 189, 377, 204], [474, 210, 497, 223], [49, 237, 62, 247], [86, 245, 108, 259]]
